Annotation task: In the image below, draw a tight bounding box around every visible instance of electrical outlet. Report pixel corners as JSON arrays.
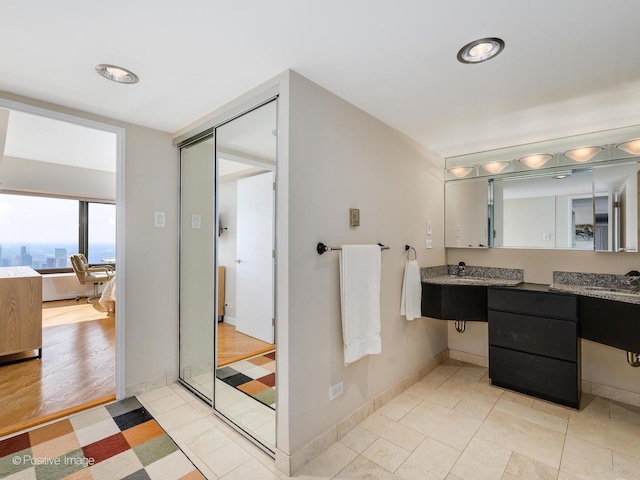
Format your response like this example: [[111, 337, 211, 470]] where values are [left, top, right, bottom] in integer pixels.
[[329, 381, 344, 401], [426, 239, 433, 249]]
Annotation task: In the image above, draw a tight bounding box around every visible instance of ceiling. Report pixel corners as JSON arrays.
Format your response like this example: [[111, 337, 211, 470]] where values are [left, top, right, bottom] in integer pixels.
[[2, 1, 640, 158]]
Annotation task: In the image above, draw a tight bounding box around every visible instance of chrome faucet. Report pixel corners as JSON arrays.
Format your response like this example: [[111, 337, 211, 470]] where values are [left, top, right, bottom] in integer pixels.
[[457, 261, 466, 276]]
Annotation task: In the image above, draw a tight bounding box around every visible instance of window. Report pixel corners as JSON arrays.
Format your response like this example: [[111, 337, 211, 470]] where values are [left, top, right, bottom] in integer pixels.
[[0, 193, 115, 273]]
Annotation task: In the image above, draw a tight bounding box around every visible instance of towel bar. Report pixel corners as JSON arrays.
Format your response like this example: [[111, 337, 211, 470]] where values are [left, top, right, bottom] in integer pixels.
[[405, 245, 417, 260], [316, 242, 390, 255]]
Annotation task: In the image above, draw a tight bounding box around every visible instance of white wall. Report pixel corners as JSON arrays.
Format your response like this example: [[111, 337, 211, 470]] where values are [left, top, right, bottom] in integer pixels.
[[286, 71, 447, 453], [0, 90, 180, 394], [218, 180, 237, 322], [503, 197, 555, 248], [0, 156, 116, 200], [446, 247, 640, 396]]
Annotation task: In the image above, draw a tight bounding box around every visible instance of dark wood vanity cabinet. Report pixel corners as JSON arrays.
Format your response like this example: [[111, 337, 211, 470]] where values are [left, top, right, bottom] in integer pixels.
[[488, 285, 580, 408], [579, 295, 640, 353], [421, 283, 487, 321]]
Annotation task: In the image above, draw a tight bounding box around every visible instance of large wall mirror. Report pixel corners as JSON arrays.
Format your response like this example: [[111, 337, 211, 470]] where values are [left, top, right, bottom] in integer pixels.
[[179, 99, 277, 453], [444, 125, 640, 252]]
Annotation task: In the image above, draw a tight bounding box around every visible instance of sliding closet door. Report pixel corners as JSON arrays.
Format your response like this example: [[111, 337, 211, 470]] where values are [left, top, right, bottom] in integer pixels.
[[179, 135, 215, 401]]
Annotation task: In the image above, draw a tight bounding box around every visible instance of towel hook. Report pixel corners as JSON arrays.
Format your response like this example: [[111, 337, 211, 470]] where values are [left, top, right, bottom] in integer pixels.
[[405, 245, 417, 261]]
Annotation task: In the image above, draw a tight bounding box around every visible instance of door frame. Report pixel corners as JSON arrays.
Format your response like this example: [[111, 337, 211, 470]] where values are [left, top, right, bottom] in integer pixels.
[[0, 97, 126, 400]]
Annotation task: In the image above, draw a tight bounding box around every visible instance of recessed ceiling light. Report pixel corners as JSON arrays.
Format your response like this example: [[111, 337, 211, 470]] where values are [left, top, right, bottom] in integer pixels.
[[95, 64, 139, 84], [457, 37, 505, 64]]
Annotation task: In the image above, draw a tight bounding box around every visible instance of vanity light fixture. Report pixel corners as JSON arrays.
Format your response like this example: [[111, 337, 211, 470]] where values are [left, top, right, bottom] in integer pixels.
[[617, 138, 640, 155], [481, 161, 510, 174], [563, 146, 603, 162], [553, 171, 572, 180], [95, 64, 140, 84], [519, 153, 553, 169], [447, 166, 475, 178], [457, 37, 505, 64]]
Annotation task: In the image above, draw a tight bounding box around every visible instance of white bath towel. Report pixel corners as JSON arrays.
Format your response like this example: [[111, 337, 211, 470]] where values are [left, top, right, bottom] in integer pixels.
[[339, 245, 382, 366], [400, 259, 422, 320]]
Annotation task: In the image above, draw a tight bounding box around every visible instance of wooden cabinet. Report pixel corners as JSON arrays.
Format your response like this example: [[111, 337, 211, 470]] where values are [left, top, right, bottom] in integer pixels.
[[579, 295, 640, 353], [0, 267, 42, 360], [488, 285, 580, 408], [421, 283, 488, 322]]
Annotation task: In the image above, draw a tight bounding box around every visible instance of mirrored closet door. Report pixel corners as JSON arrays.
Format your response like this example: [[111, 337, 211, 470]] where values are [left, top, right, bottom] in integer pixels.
[[179, 98, 277, 452]]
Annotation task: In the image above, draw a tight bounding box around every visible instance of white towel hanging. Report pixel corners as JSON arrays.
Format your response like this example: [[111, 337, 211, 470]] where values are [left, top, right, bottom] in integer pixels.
[[339, 245, 382, 366], [401, 259, 422, 320]]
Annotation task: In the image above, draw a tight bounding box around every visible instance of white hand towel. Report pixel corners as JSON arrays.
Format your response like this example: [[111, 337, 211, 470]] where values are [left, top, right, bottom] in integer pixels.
[[339, 245, 382, 366], [401, 259, 422, 321]]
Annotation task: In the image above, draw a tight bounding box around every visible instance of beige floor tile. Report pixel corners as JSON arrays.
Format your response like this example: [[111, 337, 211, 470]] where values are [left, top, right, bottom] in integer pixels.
[[138, 385, 176, 404], [444, 475, 464, 480], [503, 452, 558, 480], [449, 436, 511, 480], [493, 397, 568, 433], [567, 405, 640, 460], [563, 434, 612, 468], [180, 444, 219, 479], [376, 393, 424, 421], [202, 441, 253, 478], [335, 455, 401, 479], [576, 395, 610, 419], [417, 365, 461, 389], [295, 442, 359, 478], [531, 399, 571, 420], [609, 400, 640, 426], [452, 398, 495, 421], [559, 451, 617, 480], [557, 473, 580, 480], [148, 393, 188, 414], [339, 426, 379, 454], [170, 416, 222, 444], [220, 458, 280, 480], [186, 426, 232, 458], [404, 383, 460, 409], [612, 451, 640, 479], [436, 375, 503, 406], [500, 390, 535, 408], [476, 410, 565, 469], [235, 407, 274, 431], [361, 414, 425, 452], [362, 438, 410, 473], [453, 364, 487, 381], [400, 401, 482, 451], [154, 404, 204, 431], [395, 437, 460, 480]]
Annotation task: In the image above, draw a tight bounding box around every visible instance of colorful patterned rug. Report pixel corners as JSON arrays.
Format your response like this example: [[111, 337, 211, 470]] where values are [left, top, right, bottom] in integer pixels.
[[216, 351, 276, 409], [0, 397, 204, 480]]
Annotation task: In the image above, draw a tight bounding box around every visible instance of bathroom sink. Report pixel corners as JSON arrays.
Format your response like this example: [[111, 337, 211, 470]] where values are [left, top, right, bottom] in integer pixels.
[[583, 286, 640, 298], [445, 276, 488, 283]]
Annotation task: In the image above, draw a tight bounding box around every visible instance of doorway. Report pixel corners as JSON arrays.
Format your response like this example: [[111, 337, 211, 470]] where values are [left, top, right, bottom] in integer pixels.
[[179, 98, 277, 452]]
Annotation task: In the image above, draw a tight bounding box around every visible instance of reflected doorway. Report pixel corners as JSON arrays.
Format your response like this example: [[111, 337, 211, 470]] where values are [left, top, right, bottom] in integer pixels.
[[179, 98, 277, 452]]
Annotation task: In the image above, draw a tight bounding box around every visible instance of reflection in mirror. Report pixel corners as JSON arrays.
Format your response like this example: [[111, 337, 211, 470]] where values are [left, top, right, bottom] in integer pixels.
[[445, 179, 489, 248], [214, 100, 277, 451], [179, 135, 215, 401], [489, 162, 639, 251], [593, 162, 639, 252]]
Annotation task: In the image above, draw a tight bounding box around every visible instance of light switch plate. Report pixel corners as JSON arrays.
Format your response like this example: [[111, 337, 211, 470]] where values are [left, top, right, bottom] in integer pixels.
[[427, 220, 432, 235], [192, 214, 201, 229], [154, 212, 166, 228]]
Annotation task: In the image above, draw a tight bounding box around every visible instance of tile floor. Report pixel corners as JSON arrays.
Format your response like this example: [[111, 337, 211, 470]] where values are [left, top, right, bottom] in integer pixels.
[[146, 358, 640, 480]]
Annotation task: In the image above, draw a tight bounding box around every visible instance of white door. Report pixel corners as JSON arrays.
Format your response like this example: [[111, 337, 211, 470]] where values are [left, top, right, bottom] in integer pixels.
[[235, 171, 274, 344]]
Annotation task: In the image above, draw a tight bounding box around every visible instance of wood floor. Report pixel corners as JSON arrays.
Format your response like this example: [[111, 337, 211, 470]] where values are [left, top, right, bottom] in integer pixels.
[[0, 301, 115, 437], [217, 322, 274, 367]]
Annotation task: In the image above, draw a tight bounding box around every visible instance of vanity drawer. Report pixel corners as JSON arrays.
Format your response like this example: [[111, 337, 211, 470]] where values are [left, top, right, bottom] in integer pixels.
[[489, 346, 580, 408], [489, 310, 577, 362], [488, 288, 577, 320]]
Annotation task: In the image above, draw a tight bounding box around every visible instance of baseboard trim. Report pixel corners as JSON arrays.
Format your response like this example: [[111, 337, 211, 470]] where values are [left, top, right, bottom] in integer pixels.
[[277, 348, 449, 475], [448, 349, 488, 367], [125, 372, 174, 398]]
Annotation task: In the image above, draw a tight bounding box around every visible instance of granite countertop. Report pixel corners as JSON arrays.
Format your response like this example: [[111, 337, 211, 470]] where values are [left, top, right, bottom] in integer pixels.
[[421, 265, 524, 287], [549, 271, 640, 305]]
